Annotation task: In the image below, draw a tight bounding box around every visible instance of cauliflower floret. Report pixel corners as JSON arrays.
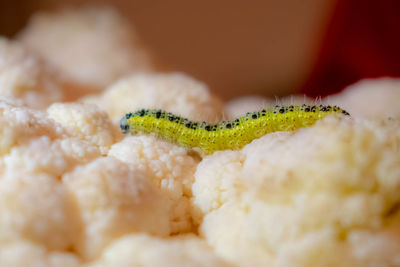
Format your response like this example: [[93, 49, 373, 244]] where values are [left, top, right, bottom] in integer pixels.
[[19, 6, 153, 90], [0, 37, 63, 108], [347, 228, 400, 266], [86, 234, 233, 267], [63, 157, 170, 260], [0, 174, 80, 251], [109, 135, 200, 234], [47, 103, 121, 154], [91, 73, 224, 122], [1, 136, 100, 177], [327, 78, 400, 120], [193, 116, 400, 266], [0, 240, 80, 267], [0, 100, 67, 156]]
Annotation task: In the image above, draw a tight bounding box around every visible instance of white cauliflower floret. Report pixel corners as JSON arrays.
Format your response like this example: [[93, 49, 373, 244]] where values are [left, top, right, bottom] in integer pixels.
[[63, 157, 170, 260], [327, 78, 400, 119], [0, 100, 67, 156], [1, 136, 100, 177], [0, 174, 80, 251], [47, 103, 120, 154], [193, 116, 400, 266], [91, 73, 224, 122], [19, 6, 153, 89], [347, 228, 400, 266], [0, 37, 63, 108], [109, 135, 200, 234], [0, 240, 81, 267], [87, 234, 233, 267]]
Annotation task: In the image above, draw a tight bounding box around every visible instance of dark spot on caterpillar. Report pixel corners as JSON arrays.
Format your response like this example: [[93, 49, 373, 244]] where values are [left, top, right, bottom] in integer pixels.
[[174, 117, 180, 123], [305, 107, 310, 112], [205, 125, 212, 131], [138, 109, 145, 117], [185, 122, 192, 128], [279, 108, 285, 113], [226, 123, 232, 129], [260, 109, 266, 116], [342, 110, 350, 115], [252, 113, 258, 119], [311, 106, 316, 112], [168, 115, 174, 121], [321, 107, 327, 112], [155, 110, 162, 118], [120, 123, 129, 131], [125, 113, 132, 119]]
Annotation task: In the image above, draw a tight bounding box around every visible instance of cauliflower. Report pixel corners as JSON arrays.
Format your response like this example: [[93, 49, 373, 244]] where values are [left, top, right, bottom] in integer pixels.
[[193, 116, 400, 266], [0, 174, 80, 251], [0, 99, 67, 156], [88, 73, 224, 123], [86, 234, 233, 267], [2, 11, 400, 265], [109, 135, 200, 234], [1, 137, 100, 177], [18, 6, 153, 91], [0, 241, 80, 267], [327, 78, 400, 120], [47, 103, 121, 154], [62, 157, 171, 260], [0, 37, 63, 108]]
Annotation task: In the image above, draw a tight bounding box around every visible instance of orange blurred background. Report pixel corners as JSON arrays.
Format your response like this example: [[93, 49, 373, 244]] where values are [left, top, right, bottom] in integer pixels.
[[0, 0, 337, 100]]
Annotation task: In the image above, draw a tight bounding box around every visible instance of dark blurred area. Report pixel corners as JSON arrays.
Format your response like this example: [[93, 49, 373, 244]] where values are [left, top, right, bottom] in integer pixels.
[[302, 0, 400, 97], [0, 0, 399, 99]]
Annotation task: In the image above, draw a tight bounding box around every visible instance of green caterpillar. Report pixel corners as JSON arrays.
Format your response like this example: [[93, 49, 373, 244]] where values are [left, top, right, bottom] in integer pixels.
[[120, 105, 350, 155]]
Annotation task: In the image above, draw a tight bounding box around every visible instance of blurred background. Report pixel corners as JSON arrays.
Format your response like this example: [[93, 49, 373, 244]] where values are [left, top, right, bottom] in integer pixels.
[[0, 0, 399, 100]]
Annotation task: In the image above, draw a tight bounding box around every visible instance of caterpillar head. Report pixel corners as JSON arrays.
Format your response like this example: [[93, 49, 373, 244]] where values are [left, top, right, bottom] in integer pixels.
[[120, 114, 130, 134]]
